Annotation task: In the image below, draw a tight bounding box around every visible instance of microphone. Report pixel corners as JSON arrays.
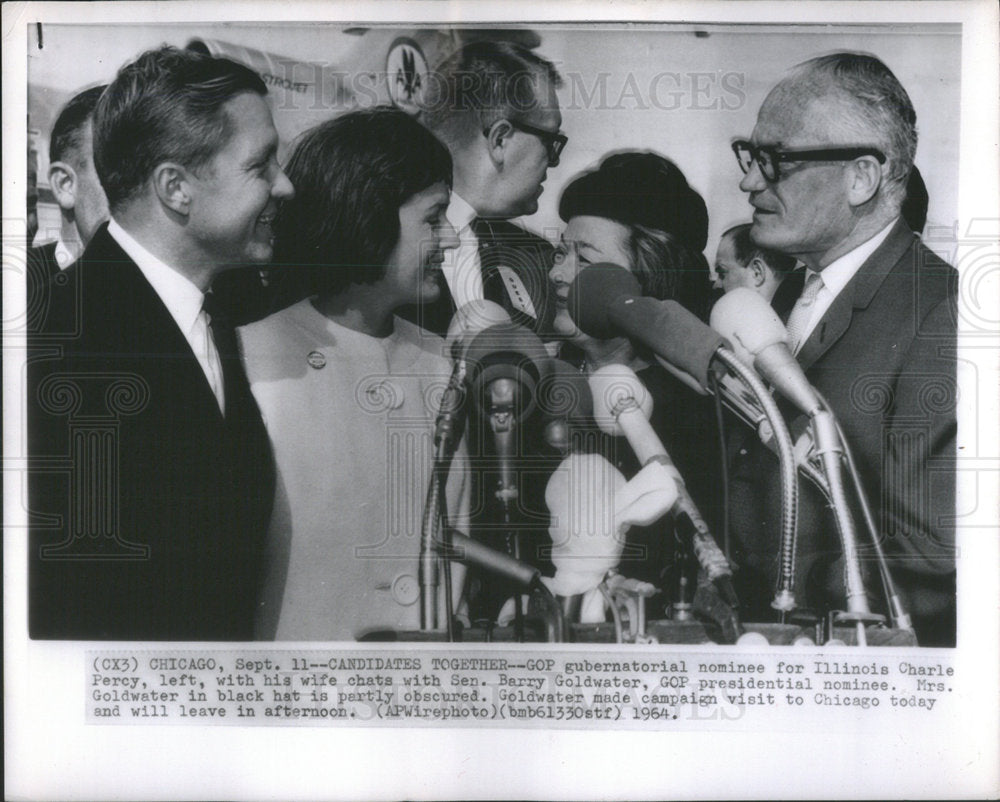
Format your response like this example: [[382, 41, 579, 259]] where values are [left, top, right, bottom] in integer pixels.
[[536, 359, 594, 454], [434, 300, 512, 455], [436, 528, 567, 642], [437, 529, 541, 589], [710, 288, 821, 416], [587, 364, 738, 604], [423, 300, 513, 631], [567, 263, 727, 392], [710, 290, 884, 634], [462, 322, 552, 507], [545, 451, 628, 596]]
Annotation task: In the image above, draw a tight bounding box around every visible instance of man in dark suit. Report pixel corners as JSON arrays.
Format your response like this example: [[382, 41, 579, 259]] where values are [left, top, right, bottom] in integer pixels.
[[27, 85, 109, 329], [28, 46, 294, 640], [399, 39, 566, 338], [728, 52, 957, 645]]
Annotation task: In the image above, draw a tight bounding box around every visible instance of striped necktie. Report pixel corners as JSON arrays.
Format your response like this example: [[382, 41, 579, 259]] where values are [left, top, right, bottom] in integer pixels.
[[784, 272, 824, 354]]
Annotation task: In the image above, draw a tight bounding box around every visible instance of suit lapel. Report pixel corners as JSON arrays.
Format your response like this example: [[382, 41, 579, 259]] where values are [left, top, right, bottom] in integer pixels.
[[797, 220, 915, 372], [83, 227, 226, 422], [772, 267, 804, 320]]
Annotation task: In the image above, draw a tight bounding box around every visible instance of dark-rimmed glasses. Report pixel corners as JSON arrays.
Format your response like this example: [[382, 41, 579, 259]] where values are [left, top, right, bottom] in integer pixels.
[[732, 139, 886, 183], [485, 119, 569, 167]]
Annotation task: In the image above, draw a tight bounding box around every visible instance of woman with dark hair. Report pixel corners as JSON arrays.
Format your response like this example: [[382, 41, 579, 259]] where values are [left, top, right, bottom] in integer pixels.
[[239, 107, 465, 640], [546, 151, 722, 609]]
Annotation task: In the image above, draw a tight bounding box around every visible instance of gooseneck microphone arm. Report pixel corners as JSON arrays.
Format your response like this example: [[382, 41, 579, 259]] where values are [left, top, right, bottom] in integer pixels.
[[588, 365, 743, 628], [420, 301, 513, 635], [568, 266, 803, 617], [823, 393, 913, 632], [712, 288, 893, 644], [419, 436, 457, 635], [710, 347, 801, 613]]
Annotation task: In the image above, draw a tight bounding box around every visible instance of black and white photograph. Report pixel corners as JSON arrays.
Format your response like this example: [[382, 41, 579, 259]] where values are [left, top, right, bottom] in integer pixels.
[[4, 1, 998, 799]]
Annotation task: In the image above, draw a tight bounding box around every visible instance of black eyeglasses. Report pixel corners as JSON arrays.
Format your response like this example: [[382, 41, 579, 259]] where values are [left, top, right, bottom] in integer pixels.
[[732, 139, 886, 183], [484, 119, 568, 167]]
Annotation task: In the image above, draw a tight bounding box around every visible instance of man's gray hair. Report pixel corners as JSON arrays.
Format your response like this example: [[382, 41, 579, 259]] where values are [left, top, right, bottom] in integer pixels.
[[420, 39, 562, 146], [782, 52, 917, 206]]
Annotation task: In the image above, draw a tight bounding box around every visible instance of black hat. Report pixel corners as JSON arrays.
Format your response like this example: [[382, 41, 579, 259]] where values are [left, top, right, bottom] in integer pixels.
[[558, 152, 708, 254]]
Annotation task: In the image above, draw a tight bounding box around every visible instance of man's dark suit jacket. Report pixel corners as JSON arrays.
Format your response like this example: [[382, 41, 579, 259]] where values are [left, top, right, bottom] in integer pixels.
[[27, 240, 60, 283], [27, 241, 62, 333], [28, 225, 275, 640], [728, 220, 958, 645]]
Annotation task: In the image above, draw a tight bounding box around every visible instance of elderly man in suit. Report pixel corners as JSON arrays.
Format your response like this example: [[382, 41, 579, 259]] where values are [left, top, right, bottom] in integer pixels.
[[29, 46, 294, 640], [728, 52, 958, 645]]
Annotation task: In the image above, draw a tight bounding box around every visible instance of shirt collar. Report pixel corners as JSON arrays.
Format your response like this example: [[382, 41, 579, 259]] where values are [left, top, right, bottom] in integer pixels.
[[107, 218, 205, 335], [54, 237, 81, 269], [810, 218, 898, 294], [446, 192, 478, 233]]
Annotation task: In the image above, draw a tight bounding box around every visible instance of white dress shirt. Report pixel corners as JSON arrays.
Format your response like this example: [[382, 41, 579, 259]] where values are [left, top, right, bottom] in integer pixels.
[[54, 237, 81, 269], [794, 218, 898, 348], [107, 218, 225, 413], [440, 192, 485, 310]]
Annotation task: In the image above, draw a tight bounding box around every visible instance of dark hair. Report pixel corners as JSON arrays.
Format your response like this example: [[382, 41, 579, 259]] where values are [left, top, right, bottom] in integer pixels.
[[902, 165, 928, 233], [49, 85, 107, 167], [93, 45, 267, 212], [627, 225, 714, 321], [722, 223, 797, 277], [273, 107, 452, 295], [559, 150, 711, 316], [421, 40, 563, 145]]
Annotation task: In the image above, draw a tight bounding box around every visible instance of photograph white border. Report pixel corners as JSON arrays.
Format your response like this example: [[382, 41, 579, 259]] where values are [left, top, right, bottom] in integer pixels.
[[4, 2, 998, 800]]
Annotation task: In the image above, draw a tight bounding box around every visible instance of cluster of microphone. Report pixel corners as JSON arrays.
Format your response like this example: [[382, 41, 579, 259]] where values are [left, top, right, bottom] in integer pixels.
[[421, 263, 908, 646]]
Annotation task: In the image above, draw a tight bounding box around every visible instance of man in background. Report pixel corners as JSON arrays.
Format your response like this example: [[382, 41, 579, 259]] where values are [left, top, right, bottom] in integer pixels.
[[29, 46, 294, 640], [27, 85, 109, 324], [713, 222, 796, 303], [401, 39, 566, 338]]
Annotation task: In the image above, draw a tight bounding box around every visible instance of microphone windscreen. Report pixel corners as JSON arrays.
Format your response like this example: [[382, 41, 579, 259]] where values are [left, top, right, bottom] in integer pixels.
[[545, 452, 628, 595], [646, 299, 726, 389], [445, 299, 511, 357], [710, 288, 788, 365], [566, 263, 641, 339], [464, 323, 553, 417], [538, 359, 594, 423], [587, 364, 653, 436]]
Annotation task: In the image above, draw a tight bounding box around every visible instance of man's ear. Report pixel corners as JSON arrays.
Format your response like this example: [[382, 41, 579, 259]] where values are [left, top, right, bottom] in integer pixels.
[[152, 163, 192, 215], [483, 119, 514, 169], [847, 155, 883, 207], [748, 256, 768, 288], [48, 161, 78, 211]]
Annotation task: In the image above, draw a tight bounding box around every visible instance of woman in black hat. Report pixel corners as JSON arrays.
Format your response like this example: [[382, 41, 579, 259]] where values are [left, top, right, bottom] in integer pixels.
[[546, 151, 723, 614]]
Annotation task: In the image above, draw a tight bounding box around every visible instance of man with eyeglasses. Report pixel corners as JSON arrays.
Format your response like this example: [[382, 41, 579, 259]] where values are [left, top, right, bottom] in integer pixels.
[[727, 52, 957, 646], [400, 39, 567, 623], [401, 38, 566, 338]]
